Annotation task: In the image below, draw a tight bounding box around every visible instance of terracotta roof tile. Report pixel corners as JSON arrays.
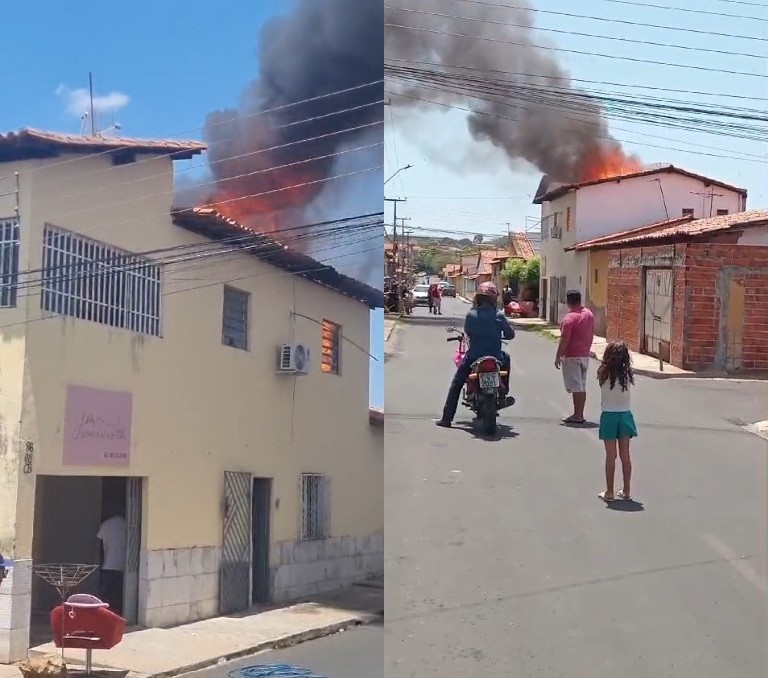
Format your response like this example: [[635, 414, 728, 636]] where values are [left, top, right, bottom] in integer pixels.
[[173, 207, 382, 308], [568, 210, 768, 251], [509, 232, 536, 259], [0, 127, 205, 162]]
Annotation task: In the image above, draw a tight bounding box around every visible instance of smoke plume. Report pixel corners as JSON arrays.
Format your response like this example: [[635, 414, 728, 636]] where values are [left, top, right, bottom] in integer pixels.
[[179, 0, 384, 286], [385, 0, 641, 182]]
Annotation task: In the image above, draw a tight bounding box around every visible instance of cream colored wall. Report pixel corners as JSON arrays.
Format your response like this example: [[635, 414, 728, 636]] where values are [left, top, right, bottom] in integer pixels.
[[3, 152, 381, 559]]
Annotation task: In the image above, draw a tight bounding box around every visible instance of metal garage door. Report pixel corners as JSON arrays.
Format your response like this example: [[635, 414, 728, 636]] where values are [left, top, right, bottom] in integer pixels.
[[643, 268, 673, 359]]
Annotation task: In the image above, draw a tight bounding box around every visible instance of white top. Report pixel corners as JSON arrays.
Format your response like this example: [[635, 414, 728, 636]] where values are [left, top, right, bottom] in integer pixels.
[[97, 516, 127, 571], [600, 377, 632, 413]]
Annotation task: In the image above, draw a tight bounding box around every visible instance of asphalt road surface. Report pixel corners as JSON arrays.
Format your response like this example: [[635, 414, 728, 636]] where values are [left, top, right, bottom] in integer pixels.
[[385, 297, 767, 677], [183, 624, 382, 678]]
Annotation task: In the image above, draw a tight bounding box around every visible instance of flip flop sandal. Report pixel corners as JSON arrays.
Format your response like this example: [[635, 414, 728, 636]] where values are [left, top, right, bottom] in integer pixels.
[[616, 490, 632, 501], [598, 491, 614, 502]]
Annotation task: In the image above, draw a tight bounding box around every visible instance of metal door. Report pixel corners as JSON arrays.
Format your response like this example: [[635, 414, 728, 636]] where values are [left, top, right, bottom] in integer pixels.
[[123, 477, 142, 625], [251, 478, 272, 604], [221, 471, 252, 614], [548, 277, 559, 323], [643, 268, 673, 358]]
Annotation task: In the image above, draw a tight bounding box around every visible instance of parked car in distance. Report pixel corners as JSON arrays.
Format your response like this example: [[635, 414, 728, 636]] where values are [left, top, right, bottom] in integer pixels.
[[440, 283, 456, 297], [411, 284, 431, 306]]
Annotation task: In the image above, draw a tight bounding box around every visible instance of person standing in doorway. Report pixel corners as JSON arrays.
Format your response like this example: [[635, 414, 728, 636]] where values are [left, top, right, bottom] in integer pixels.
[[97, 508, 126, 615], [555, 290, 595, 424]]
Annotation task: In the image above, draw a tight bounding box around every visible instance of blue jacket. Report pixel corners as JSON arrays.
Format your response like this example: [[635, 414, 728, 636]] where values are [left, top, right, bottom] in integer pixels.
[[464, 305, 514, 359]]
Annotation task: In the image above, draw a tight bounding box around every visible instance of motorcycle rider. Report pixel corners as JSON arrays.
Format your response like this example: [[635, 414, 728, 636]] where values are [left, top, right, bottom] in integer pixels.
[[436, 282, 514, 428]]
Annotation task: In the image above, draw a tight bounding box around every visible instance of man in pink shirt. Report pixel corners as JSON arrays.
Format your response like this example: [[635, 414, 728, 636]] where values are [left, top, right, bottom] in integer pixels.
[[555, 290, 595, 424]]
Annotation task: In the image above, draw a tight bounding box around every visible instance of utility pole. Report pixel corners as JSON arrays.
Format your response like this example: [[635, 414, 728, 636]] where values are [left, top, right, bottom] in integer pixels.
[[398, 217, 411, 283], [385, 197, 406, 313], [88, 72, 96, 135]]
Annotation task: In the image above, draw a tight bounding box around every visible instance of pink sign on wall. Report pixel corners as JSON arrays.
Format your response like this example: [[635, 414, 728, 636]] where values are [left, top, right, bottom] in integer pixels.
[[63, 385, 133, 467]]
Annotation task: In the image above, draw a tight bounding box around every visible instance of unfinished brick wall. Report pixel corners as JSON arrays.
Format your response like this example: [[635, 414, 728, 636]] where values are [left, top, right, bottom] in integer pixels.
[[684, 243, 768, 371], [606, 263, 642, 352]]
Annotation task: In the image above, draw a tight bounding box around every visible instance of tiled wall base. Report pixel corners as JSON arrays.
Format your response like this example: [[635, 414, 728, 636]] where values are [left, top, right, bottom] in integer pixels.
[[139, 547, 220, 628], [272, 531, 384, 602], [0, 559, 32, 663]]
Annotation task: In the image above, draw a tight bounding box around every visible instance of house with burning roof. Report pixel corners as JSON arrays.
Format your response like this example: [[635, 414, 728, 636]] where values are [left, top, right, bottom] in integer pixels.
[[0, 128, 383, 661], [534, 165, 748, 328]]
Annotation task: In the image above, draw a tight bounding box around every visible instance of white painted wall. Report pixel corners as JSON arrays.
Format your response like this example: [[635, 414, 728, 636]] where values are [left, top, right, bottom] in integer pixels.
[[574, 172, 745, 242], [737, 226, 768, 245]]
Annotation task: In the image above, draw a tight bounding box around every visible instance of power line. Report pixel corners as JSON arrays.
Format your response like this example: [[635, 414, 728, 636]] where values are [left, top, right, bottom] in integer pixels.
[[0, 79, 384, 183], [386, 89, 768, 164], [385, 23, 768, 79], [442, 0, 768, 43], [385, 58, 768, 101], [589, 0, 767, 21], [385, 6, 766, 59]]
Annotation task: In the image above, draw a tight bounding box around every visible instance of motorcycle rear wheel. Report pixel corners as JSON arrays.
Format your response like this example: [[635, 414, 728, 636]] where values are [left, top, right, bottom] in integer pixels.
[[481, 403, 497, 435]]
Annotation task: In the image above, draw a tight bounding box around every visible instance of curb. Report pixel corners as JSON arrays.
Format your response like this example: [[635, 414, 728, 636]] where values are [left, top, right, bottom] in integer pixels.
[[142, 615, 379, 678]]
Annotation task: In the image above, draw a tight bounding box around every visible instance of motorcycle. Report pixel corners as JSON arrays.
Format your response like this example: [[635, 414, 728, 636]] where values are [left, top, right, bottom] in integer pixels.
[[445, 326, 514, 435]]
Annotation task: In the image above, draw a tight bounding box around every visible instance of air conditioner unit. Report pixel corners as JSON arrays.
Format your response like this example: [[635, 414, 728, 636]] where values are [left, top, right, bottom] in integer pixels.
[[277, 343, 311, 374]]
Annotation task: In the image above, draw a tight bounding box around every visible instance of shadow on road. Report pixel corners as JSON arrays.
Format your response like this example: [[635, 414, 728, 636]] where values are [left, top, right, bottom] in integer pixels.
[[453, 420, 519, 441], [560, 420, 600, 430], [605, 499, 645, 512]]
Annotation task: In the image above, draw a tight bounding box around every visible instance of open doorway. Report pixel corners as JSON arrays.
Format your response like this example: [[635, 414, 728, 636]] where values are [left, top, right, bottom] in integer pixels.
[[251, 478, 272, 604], [31, 475, 143, 645]]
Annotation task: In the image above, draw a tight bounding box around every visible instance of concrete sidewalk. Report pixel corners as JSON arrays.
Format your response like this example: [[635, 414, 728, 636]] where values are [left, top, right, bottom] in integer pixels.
[[18, 584, 382, 678], [510, 317, 696, 379]]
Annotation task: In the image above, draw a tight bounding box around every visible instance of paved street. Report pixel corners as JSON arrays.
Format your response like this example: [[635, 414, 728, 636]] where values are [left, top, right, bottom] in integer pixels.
[[183, 624, 382, 678], [385, 298, 768, 677]]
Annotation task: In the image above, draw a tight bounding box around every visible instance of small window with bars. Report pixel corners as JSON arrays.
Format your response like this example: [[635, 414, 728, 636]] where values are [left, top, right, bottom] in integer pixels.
[[41, 225, 161, 335], [300, 473, 330, 541], [222, 286, 249, 350], [321, 319, 340, 374], [716, 209, 729, 216], [682, 208, 694, 217], [0, 218, 20, 308]]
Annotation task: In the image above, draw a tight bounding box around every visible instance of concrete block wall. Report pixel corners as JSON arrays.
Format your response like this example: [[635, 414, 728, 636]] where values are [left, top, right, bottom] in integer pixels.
[[139, 547, 220, 628], [0, 559, 32, 663], [271, 530, 383, 602]]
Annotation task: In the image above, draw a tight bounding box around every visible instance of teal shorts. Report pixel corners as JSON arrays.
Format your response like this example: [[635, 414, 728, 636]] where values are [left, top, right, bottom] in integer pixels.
[[599, 411, 638, 441]]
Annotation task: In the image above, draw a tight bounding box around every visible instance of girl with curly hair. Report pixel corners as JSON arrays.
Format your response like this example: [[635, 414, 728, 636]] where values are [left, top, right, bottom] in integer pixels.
[[597, 342, 637, 502]]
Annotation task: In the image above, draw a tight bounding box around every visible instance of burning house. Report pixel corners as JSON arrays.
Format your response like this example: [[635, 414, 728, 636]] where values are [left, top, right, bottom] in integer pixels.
[[534, 166, 748, 329]]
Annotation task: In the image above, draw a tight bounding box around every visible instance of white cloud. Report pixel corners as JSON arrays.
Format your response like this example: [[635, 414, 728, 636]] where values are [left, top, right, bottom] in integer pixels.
[[56, 84, 130, 118]]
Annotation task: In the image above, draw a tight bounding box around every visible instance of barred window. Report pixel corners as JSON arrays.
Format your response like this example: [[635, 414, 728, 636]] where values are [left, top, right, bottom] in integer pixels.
[[300, 473, 330, 541], [321, 319, 341, 374], [222, 286, 249, 350], [41, 225, 161, 336], [0, 218, 20, 308]]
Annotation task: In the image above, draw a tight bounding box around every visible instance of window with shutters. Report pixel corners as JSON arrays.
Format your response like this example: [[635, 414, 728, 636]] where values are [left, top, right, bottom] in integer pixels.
[[222, 286, 249, 350], [321, 319, 340, 374], [0, 218, 20, 308]]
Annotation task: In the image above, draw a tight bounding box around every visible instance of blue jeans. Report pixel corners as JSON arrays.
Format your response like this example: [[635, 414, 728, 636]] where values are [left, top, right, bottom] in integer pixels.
[[441, 351, 510, 422]]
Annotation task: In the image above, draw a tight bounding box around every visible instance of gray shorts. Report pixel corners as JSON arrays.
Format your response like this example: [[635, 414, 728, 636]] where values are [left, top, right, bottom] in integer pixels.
[[562, 357, 590, 393]]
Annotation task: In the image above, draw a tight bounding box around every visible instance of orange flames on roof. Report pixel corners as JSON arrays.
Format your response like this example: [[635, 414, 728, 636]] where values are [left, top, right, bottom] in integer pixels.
[[205, 167, 324, 236], [575, 146, 643, 182]]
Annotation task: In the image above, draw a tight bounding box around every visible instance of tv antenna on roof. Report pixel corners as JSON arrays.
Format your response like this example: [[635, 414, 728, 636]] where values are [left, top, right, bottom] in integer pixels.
[[83, 73, 123, 137]]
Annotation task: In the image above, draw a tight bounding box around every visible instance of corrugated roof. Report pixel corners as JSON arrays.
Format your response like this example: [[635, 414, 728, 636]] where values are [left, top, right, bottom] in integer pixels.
[[0, 128, 206, 162], [568, 210, 768, 251], [533, 165, 747, 205], [173, 207, 383, 309]]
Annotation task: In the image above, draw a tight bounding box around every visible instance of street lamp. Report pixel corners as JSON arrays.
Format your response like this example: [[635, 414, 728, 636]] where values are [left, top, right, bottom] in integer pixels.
[[385, 164, 413, 186]]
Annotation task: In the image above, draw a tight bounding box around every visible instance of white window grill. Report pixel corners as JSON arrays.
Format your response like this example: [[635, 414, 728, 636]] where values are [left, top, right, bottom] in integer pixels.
[[0, 218, 20, 308], [41, 225, 161, 336], [300, 473, 330, 541]]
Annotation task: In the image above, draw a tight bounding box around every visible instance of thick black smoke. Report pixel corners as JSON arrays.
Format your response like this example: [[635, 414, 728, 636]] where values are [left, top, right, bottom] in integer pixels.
[[385, 0, 636, 182], [203, 0, 384, 218]]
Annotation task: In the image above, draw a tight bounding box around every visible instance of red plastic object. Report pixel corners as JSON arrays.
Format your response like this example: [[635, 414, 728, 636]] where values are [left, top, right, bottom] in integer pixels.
[[51, 596, 126, 650]]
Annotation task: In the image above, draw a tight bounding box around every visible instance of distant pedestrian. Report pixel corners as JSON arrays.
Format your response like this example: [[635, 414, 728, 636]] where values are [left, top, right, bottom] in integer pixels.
[[502, 285, 514, 307], [596, 342, 637, 502], [430, 283, 442, 315], [427, 284, 434, 314], [554, 290, 595, 424]]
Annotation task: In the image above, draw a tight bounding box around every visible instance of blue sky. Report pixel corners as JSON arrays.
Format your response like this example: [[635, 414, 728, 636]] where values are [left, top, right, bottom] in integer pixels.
[[385, 0, 768, 238], [0, 0, 384, 407]]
